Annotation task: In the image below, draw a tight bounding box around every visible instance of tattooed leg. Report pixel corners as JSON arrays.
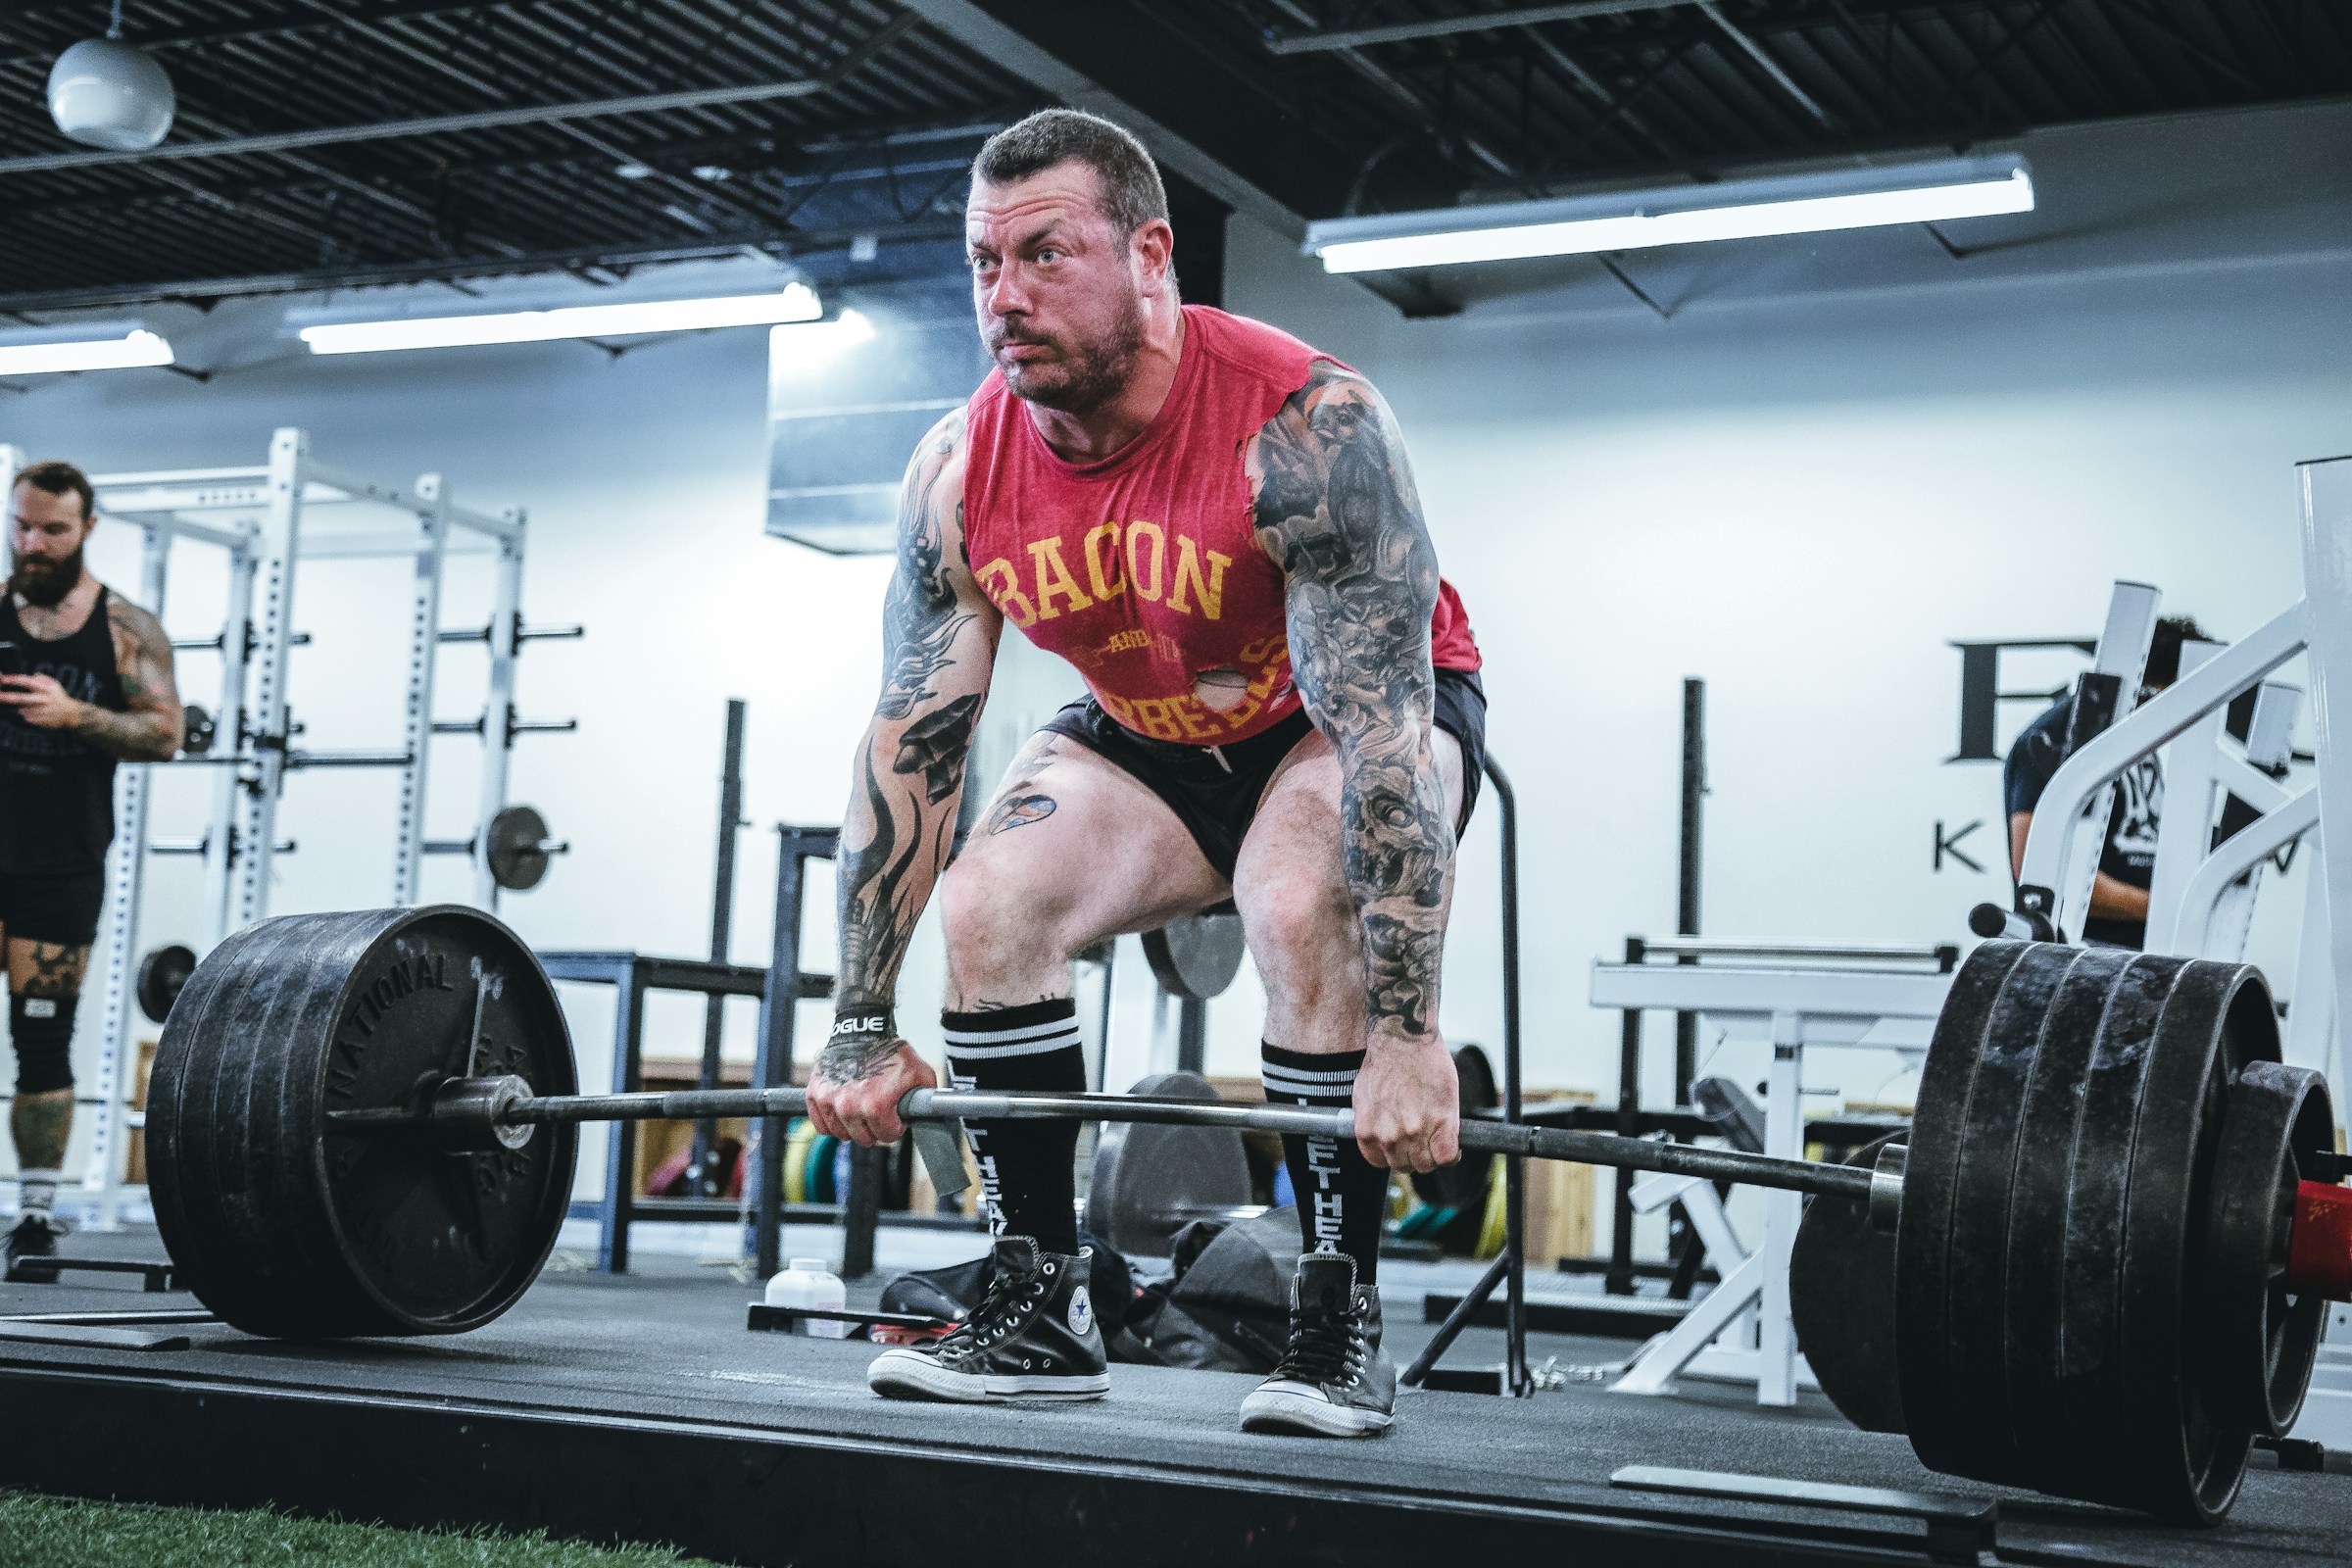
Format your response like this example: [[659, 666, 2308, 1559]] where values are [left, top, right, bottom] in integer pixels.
[[7, 939, 87, 1186], [10, 1092, 71, 1174], [940, 733, 1225, 1013]]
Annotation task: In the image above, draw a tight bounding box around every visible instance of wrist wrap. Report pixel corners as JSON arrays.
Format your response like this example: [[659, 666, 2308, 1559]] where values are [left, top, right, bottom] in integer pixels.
[[830, 1007, 897, 1048]]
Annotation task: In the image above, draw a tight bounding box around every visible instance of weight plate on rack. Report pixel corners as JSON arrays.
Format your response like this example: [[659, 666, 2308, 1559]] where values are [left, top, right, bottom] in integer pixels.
[[486, 804, 554, 892], [146, 906, 578, 1339], [1087, 1070, 1251, 1258], [135, 942, 197, 1024], [1140, 912, 1246, 1001]]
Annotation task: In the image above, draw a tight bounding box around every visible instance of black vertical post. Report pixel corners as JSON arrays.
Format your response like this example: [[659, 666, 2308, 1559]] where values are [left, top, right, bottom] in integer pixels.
[[1675, 678, 1704, 1105], [1176, 997, 1207, 1075], [689, 700, 748, 1196], [1483, 756, 1529, 1397], [597, 960, 648, 1275], [1608, 937, 1643, 1296], [841, 1144, 884, 1280], [751, 826, 830, 1279]]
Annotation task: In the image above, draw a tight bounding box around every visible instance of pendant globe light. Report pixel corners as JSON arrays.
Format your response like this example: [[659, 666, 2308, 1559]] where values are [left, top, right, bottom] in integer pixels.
[[48, 1, 175, 153]]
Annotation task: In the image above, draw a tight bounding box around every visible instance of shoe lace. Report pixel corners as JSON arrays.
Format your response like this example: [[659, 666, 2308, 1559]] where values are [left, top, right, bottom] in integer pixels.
[[1271, 1297, 1366, 1388], [937, 1265, 1042, 1351]]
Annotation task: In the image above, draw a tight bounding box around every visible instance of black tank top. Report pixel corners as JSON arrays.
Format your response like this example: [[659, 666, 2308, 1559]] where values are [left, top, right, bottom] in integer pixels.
[[0, 585, 126, 875]]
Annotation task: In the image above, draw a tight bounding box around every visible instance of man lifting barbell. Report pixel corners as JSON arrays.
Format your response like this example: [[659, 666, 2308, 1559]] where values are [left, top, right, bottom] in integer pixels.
[[802, 110, 1488, 1438], [1, 461, 181, 1257]]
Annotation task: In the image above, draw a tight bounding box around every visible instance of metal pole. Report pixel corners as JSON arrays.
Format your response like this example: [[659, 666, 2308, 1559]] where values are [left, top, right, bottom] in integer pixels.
[[389, 474, 449, 906], [1484, 755, 1528, 1397], [1675, 678, 1703, 1102], [472, 514, 525, 910], [1609, 936, 1642, 1295], [689, 701, 749, 1197], [749, 826, 838, 1277], [231, 428, 306, 933]]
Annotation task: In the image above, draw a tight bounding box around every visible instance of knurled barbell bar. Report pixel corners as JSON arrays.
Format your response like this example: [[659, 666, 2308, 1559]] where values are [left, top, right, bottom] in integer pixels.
[[142, 906, 2352, 1526]]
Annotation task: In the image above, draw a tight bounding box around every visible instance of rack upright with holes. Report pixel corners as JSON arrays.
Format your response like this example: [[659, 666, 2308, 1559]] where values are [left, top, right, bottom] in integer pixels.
[[0, 429, 576, 1228]]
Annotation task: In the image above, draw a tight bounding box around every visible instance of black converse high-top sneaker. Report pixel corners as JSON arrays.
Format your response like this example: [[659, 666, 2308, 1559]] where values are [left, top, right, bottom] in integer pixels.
[[868, 1236, 1109, 1402], [1238, 1253, 1395, 1437]]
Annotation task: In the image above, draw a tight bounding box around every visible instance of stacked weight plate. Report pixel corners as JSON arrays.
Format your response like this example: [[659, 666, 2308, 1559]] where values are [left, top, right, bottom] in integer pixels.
[[1897, 939, 2289, 1522], [147, 906, 578, 1339]]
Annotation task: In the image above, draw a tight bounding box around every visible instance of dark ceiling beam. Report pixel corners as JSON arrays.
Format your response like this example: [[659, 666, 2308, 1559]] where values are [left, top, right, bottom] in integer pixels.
[[0, 10, 922, 177], [1263, 0, 1695, 53], [0, 215, 966, 314]]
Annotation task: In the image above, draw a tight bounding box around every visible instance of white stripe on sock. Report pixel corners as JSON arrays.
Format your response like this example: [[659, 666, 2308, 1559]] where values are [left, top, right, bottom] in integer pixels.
[[945, 1033, 1084, 1062], [942, 1015, 1082, 1047], [1260, 1062, 1361, 1092]]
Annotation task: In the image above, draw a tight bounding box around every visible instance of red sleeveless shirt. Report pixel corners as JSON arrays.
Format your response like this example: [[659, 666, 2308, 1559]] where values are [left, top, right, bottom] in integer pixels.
[[961, 305, 1479, 746]]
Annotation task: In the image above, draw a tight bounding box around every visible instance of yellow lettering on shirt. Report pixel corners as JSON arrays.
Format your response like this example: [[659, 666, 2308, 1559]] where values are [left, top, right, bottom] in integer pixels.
[[1027, 538, 1094, 620], [1166, 536, 1231, 620], [1081, 521, 1126, 602], [1125, 519, 1165, 603], [976, 559, 1036, 627]]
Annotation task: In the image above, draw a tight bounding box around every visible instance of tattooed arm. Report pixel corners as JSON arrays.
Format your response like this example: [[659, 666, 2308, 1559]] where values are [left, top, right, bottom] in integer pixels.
[[88, 595, 183, 760], [0, 593, 181, 760], [816, 409, 1002, 1123], [1251, 364, 1452, 1054]]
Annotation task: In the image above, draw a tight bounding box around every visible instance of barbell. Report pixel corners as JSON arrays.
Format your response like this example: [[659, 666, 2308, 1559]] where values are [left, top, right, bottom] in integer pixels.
[[143, 906, 2352, 1526]]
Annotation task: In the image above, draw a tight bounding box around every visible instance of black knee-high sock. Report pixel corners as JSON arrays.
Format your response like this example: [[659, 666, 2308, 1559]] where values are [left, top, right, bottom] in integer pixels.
[[943, 1000, 1086, 1255], [1261, 1043, 1388, 1286]]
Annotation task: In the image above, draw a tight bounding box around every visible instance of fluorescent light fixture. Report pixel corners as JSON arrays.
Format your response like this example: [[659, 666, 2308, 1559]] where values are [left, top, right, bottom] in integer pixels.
[[1303, 155, 2034, 273], [300, 282, 821, 355], [0, 327, 174, 375], [771, 308, 876, 355]]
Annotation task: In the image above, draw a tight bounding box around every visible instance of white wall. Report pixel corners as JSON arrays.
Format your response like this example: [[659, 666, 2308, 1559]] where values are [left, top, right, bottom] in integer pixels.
[[1221, 97, 2352, 1106]]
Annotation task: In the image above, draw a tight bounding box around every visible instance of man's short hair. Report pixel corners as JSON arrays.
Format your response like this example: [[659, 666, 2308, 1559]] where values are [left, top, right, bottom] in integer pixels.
[[2145, 613, 2208, 689], [11, 460, 94, 523], [972, 109, 1169, 237]]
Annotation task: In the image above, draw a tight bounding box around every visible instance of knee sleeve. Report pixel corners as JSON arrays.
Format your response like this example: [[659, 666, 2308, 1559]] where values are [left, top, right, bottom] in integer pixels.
[[11, 994, 76, 1096]]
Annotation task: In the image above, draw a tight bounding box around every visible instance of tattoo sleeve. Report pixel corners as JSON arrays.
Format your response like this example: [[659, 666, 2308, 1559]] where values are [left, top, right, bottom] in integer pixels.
[[826, 409, 1000, 1074], [73, 598, 181, 761], [1252, 366, 1452, 1043]]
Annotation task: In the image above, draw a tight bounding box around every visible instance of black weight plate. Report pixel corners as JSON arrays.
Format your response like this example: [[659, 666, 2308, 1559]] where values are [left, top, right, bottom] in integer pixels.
[[1998, 943, 2134, 1492], [486, 805, 553, 892], [1412, 1044, 1498, 1210], [135, 943, 197, 1024], [2199, 1060, 2331, 1437], [1790, 1131, 1905, 1435], [1894, 938, 2030, 1474], [1939, 942, 2080, 1480], [147, 906, 577, 1339], [2111, 961, 2276, 1522], [1087, 1070, 1251, 1258], [1140, 912, 1246, 1000], [2046, 952, 2193, 1511]]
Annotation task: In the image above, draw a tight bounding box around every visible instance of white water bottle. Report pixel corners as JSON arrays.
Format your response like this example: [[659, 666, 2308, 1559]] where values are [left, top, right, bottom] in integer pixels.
[[765, 1257, 849, 1338]]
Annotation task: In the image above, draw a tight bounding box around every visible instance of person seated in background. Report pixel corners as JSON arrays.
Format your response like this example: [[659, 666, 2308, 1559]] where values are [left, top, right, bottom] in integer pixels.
[[2003, 613, 2204, 949]]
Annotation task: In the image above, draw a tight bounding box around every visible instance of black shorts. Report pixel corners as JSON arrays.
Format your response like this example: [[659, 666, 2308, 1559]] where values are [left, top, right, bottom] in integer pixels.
[[1042, 667, 1489, 882], [0, 866, 106, 948]]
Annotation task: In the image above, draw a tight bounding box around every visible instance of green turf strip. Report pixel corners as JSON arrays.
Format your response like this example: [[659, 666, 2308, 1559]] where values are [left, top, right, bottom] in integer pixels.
[[0, 1492, 717, 1567]]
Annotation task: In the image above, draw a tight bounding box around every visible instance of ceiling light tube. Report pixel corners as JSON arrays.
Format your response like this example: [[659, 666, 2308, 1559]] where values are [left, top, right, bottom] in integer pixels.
[[0, 327, 174, 376], [301, 282, 821, 355], [1303, 155, 2033, 273]]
